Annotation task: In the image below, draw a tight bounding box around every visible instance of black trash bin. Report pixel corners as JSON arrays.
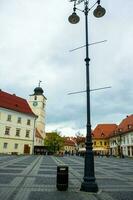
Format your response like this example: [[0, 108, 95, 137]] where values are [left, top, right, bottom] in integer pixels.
[[56, 165, 68, 191]]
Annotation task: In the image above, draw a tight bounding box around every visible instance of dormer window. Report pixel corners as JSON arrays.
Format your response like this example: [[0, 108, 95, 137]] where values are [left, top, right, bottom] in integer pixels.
[[91, 133, 94, 137], [118, 128, 122, 132], [101, 132, 104, 137], [128, 124, 132, 129]]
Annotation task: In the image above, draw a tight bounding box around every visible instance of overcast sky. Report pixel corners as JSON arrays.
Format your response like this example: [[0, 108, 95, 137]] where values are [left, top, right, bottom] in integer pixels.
[[0, 0, 133, 136]]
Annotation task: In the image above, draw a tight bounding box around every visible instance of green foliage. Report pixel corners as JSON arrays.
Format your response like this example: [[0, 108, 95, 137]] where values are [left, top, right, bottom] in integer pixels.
[[44, 132, 64, 153]]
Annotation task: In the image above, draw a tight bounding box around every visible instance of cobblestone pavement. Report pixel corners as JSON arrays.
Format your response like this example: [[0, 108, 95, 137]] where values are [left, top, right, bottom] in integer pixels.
[[0, 155, 133, 200]]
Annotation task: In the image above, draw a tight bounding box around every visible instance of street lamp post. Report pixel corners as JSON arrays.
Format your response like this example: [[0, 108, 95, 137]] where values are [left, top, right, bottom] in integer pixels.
[[68, 0, 106, 192]]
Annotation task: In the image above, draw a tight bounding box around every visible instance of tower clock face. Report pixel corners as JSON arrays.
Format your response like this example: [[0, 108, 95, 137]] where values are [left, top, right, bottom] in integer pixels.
[[33, 101, 38, 107]]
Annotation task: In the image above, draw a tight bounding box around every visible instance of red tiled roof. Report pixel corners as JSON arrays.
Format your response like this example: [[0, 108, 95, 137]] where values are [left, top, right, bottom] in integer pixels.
[[117, 115, 133, 133], [0, 90, 35, 116], [35, 129, 43, 139], [92, 124, 118, 139], [76, 136, 86, 144], [64, 139, 76, 147]]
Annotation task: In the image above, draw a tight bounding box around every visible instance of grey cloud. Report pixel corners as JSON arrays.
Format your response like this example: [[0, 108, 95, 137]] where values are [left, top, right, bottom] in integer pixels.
[[0, 0, 133, 135]]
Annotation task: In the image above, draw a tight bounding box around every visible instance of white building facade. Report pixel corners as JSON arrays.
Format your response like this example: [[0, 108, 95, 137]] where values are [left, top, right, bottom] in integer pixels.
[[0, 90, 36, 155], [109, 131, 133, 157], [109, 115, 133, 157]]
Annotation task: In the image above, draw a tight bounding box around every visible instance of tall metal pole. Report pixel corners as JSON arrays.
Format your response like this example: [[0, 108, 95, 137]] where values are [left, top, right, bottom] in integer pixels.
[[80, 0, 98, 192]]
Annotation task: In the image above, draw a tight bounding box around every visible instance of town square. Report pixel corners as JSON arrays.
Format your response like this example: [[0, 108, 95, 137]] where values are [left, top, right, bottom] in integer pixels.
[[0, 0, 133, 199], [0, 155, 133, 200]]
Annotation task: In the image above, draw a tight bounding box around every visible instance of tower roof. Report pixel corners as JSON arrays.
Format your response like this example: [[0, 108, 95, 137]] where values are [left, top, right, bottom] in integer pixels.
[[34, 87, 44, 95]]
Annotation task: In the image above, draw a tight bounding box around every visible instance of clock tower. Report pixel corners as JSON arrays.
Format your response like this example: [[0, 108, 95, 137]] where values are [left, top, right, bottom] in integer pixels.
[[28, 82, 47, 139]]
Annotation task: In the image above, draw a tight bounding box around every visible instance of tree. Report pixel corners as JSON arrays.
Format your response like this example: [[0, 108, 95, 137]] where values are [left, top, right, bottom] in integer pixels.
[[44, 131, 64, 153]]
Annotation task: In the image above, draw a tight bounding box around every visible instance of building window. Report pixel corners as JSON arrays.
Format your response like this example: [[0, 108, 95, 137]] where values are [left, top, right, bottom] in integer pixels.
[[104, 142, 106, 146], [16, 128, 21, 137], [34, 95, 37, 100], [127, 136, 129, 144], [17, 117, 21, 124], [3, 143, 8, 149], [27, 119, 31, 125], [5, 127, 10, 135], [122, 137, 125, 144], [25, 130, 30, 138], [42, 102, 45, 108], [100, 141, 103, 146], [14, 143, 18, 149], [7, 114, 12, 122], [94, 141, 96, 145]]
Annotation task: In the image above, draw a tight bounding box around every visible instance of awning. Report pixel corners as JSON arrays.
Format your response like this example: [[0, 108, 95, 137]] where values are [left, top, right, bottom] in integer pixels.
[[78, 148, 86, 152], [93, 148, 107, 151]]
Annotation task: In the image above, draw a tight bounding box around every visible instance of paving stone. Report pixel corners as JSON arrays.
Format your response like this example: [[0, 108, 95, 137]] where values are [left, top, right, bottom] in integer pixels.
[[0, 155, 132, 200], [107, 191, 133, 200], [28, 191, 95, 200], [0, 169, 22, 173], [34, 177, 56, 185], [0, 175, 14, 184]]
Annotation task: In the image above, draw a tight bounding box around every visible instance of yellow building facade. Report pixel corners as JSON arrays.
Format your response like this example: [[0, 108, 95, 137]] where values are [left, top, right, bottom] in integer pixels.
[[92, 124, 117, 155], [92, 138, 110, 155]]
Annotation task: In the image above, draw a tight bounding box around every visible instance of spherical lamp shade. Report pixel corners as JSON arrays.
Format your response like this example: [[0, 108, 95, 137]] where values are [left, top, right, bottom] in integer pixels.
[[93, 5, 106, 18], [68, 12, 80, 24]]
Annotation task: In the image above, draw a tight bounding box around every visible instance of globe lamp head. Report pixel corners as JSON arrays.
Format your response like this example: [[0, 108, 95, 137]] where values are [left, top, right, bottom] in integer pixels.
[[93, 5, 106, 18], [68, 12, 80, 24]]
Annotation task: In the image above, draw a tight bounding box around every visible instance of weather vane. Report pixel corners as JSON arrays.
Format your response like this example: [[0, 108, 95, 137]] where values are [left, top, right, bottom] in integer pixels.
[[38, 80, 42, 87]]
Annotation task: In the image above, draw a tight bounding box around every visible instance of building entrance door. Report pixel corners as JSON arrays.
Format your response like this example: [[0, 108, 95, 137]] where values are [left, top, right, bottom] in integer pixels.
[[24, 144, 30, 154]]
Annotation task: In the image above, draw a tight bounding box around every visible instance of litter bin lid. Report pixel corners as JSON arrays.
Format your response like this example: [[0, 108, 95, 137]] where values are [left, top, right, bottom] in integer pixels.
[[57, 165, 68, 172]]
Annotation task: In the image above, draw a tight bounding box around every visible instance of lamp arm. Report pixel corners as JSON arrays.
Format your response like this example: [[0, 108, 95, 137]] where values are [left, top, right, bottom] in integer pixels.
[[89, 1, 98, 11]]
